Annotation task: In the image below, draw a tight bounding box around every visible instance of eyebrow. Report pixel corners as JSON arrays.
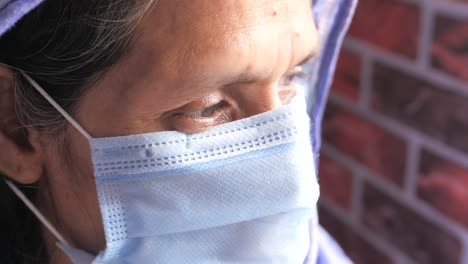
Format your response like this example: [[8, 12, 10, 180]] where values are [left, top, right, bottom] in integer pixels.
[[216, 48, 317, 87], [296, 48, 317, 67]]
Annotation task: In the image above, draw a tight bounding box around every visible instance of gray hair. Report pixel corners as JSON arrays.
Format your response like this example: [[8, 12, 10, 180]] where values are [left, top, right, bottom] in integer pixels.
[[0, 0, 157, 138], [0, 1, 157, 262]]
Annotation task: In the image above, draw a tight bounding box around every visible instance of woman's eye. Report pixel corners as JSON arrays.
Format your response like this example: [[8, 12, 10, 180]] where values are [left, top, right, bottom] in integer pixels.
[[178, 100, 229, 121], [172, 100, 233, 133], [184, 103, 221, 118], [280, 66, 309, 87]]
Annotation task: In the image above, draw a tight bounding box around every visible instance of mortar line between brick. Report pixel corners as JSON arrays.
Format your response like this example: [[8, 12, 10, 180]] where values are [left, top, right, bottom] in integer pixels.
[[390, 0, 423, 7], [404, 140, 421, 198], [431, 1, 468, 20], [329, 94, 468, 178], [343, 37, 468, 99], [397, 0, 468, 18], [358, 52, 373, 110], [320, 199, 417, 264], [417, 3, 433, 70], [321, 142, 468, 242]]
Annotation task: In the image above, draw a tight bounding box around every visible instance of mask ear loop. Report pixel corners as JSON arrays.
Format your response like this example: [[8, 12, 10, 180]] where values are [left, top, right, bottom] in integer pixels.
[[18, 70, 93, 141], [4, 179, 69, 245], [2, 70, 96, 247]]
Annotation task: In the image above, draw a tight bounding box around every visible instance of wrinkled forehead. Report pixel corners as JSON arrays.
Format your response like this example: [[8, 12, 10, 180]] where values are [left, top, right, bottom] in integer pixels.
[[137, 0, 313, 52], [113, 0, 316, 97], [150, 0, 312, 27]]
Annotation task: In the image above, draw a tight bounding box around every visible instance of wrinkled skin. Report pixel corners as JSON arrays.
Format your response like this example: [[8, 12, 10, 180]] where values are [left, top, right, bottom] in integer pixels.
[[0, 0, 318, 262]]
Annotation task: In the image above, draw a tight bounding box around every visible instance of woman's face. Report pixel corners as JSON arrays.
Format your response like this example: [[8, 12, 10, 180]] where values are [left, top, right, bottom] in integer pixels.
[[7, 0, 318, 261]]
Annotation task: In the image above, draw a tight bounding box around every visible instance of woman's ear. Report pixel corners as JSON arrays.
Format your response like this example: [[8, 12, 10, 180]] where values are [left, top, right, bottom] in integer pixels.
[[0, 65, 44, 184]]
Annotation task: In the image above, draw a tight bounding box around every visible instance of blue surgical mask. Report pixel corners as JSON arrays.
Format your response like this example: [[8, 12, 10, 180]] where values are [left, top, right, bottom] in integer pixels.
[[6, 72, 320, 264]]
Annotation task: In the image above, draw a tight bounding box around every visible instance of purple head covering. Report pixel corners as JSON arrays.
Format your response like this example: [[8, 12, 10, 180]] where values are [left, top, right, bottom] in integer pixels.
[[305, 0, 357, 167], [0, 0, 43, 36]]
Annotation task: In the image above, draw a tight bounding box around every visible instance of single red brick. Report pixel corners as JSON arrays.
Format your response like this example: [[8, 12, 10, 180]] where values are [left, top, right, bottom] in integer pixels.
[[418, 150, 468, 228], [362, 183, 462, 264], [372, 63, 468, 154], [319, 205, 394, 264], [431, 15, 468, 82], [331, 49, 361, 101], [323, 103, 406, 186], [318, 154, 354, 210], [348, 0, 420, 59]]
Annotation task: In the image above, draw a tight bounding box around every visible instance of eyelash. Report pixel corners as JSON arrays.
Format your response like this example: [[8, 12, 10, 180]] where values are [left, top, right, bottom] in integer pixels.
[[182, 101, 226, 119], [176, 67, 309, 125], [280, 66, 309, 87]]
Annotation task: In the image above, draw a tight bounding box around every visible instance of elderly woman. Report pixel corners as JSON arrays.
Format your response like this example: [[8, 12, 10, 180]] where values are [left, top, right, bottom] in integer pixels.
[[0, 0, 356, 263]]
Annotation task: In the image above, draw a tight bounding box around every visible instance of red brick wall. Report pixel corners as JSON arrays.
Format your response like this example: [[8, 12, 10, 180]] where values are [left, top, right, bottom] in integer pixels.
[[319, 0, 468, 263]]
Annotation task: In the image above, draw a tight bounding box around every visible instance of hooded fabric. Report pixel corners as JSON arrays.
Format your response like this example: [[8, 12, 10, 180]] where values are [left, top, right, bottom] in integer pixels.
[[0, 0, 357, 263], [0, 0, 43, 36]]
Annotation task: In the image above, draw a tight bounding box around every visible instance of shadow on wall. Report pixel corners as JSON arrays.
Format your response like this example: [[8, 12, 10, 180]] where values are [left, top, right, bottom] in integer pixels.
[[317, 0, 468, 263]]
